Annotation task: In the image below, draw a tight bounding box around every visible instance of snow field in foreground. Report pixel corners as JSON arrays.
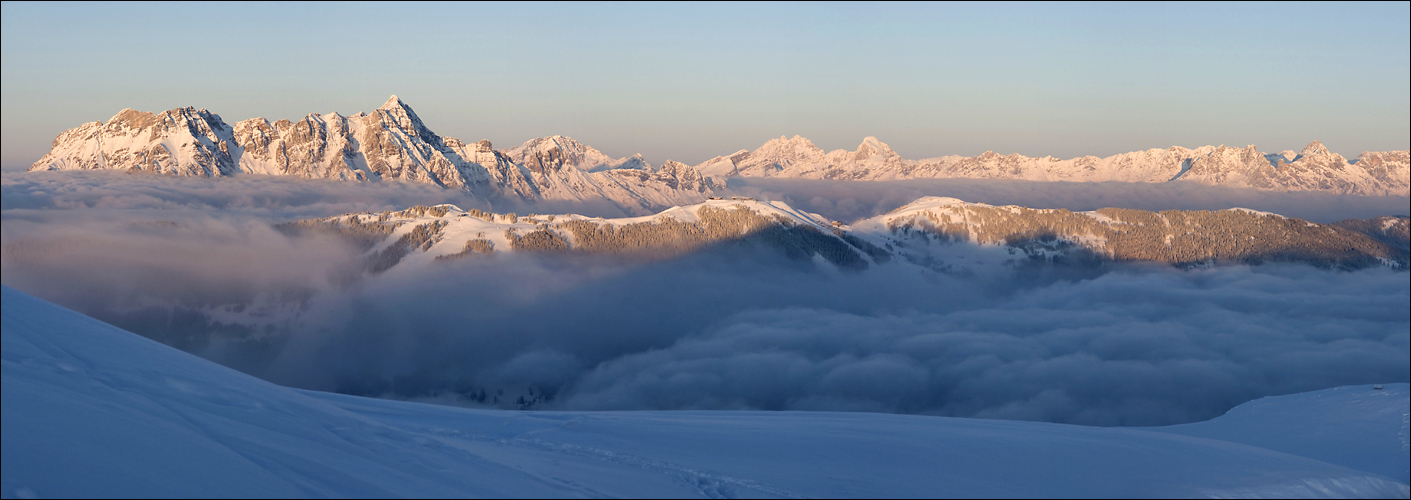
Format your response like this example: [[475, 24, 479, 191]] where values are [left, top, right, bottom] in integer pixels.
[[2, 285, 1407, 498]]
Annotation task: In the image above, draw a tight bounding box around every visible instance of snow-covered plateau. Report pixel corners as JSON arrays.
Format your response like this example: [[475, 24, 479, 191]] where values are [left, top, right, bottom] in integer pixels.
[[28, 97, 1410, 209], [2, 286, 1407, 498]]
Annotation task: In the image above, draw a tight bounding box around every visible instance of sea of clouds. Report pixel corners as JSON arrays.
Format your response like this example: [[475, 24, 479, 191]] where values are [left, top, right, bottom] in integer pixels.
[[3, 170, 1407, 426]]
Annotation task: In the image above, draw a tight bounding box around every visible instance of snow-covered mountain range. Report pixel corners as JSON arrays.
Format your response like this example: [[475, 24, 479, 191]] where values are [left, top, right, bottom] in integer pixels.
[[4, 286, 1407, 497], [695, 135, 1410, 196], [29, 96, 1409, 200], [282, 197, 1409, 278], [28, 96, 718, 215], [503, 135, 652, 173], [279, 198, 885, 277]]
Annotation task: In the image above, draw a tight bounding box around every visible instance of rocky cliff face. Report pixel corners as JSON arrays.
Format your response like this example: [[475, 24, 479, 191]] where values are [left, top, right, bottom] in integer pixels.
[[692, 137, 1409, 196], [30, 96, 717, 214], [227, 97, 484, 189], [32, 107, 240, 177]]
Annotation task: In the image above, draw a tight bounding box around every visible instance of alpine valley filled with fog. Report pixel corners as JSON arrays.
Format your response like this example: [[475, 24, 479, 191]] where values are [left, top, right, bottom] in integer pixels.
[[3, 3, 1410, 498]]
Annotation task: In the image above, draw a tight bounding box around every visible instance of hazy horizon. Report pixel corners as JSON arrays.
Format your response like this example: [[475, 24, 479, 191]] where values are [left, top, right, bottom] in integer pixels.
[[3, 2, 1408, 171]]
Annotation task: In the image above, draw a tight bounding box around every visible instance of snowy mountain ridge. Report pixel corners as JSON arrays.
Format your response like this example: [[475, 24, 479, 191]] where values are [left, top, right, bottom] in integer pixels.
[[860, 196, 1408, 272], [29, 97, 1408, 198], [28, 96, 719, 215], [693, 136, 1410, 196], [282, 196, 1409, 278], [279, 197, 884, 275]]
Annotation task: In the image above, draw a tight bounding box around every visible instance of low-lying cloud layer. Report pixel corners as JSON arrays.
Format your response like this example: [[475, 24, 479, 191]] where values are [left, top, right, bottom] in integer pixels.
[[560, 265, 1409, 424], [218, 255, 1403, 426], [3, 170, 1407, 427], [7, 170, 1408, 223], [1, 170, 637, 220]]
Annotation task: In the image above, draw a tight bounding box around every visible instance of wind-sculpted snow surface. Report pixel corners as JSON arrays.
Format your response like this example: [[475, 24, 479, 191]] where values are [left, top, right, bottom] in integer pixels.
[[698, 135, 1410, 196], [28, 96, 719, 215], [4, 286, 1408, 498]]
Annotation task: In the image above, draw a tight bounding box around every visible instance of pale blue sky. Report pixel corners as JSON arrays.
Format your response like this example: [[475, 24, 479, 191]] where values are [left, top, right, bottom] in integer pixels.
[[2, 1, 1407, 170]]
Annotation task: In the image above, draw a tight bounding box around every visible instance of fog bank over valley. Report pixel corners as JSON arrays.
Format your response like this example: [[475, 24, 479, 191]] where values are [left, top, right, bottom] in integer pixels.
[[6, 170, 1408, 223], [2, 170, 1407, 427]]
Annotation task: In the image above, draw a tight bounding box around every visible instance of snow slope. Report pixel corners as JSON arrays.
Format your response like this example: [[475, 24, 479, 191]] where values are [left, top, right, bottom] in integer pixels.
[[3, 286, 1408, 498], [1152, 384, 1411, 484]]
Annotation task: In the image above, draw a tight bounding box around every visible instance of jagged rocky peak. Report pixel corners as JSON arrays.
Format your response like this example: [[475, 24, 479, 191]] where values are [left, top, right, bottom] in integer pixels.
[[656, 159, 699, 178], [617, 154, 651, 170], [369, 94, 433, 138], [26, 95, 721, 214], [504, 135, 649, 173], [618, 158, 710, 192], [28, 95, 1405, 198], [375, 95, 413, 122], [1300, 140, 1335, 159], [109, 108, 159, 129], [759, 135, 824, 155], [739, 135, 827, 173], [853, 136, 899, 160], [378, 94, 415, 114], [31, 104, 237, 177]]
